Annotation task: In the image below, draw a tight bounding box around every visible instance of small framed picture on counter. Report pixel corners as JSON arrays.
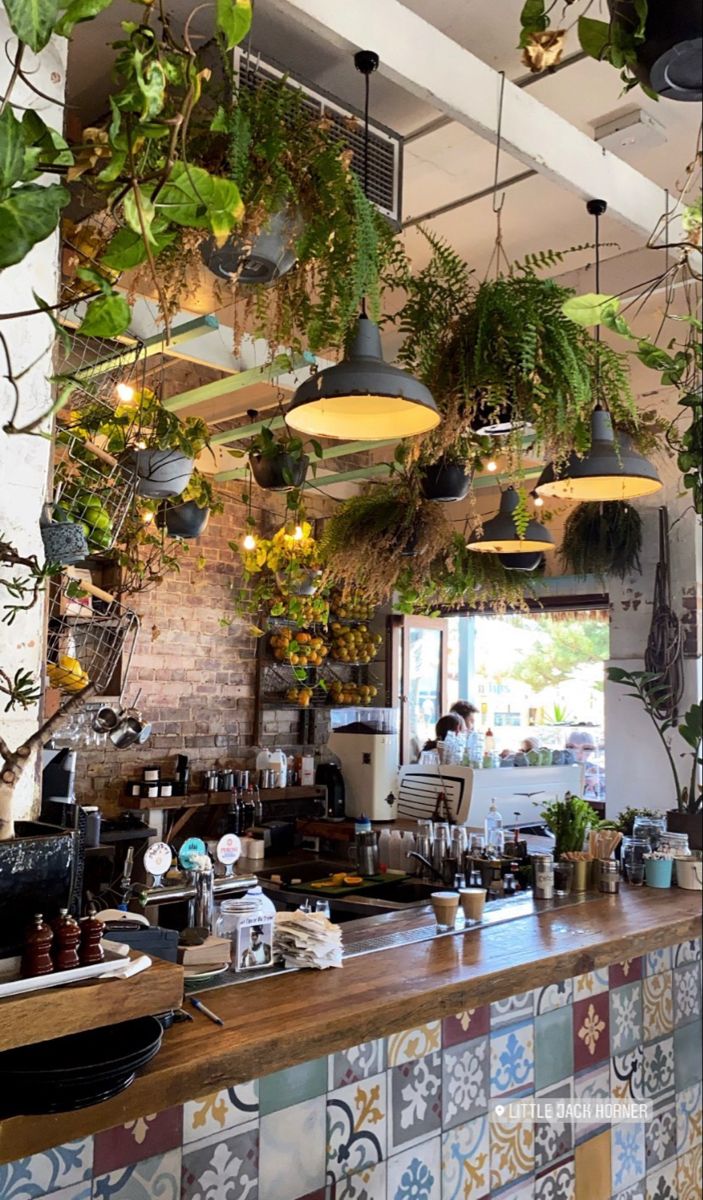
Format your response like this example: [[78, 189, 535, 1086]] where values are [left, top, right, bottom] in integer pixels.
[[235, 916, 274, 972]]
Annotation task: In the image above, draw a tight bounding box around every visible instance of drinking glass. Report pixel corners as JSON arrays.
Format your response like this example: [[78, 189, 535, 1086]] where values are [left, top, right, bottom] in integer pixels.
[[622, 837, 649, 884], [469, 833, 485, 855], [314, 899, 331, 918], [553, 860, 574, 896]]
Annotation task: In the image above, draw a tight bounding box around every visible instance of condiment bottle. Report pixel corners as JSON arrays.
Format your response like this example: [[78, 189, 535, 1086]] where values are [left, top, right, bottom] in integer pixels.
[[79, 903, 104, 966], [52, 908, 81, 971], [22, 914, 54, 978]]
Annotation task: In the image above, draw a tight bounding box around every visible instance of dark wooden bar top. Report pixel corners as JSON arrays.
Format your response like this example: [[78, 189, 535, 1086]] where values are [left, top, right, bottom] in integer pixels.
[[0, 887, 699, 1163]]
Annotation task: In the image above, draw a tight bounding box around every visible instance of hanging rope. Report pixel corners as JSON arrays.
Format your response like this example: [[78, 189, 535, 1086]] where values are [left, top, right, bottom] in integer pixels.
[[484, 72, 512, 281], [644, 507, 684, 720]]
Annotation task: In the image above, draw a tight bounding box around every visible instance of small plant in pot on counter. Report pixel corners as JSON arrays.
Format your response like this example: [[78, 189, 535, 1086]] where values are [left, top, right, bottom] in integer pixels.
[[539, 792, 600, 859]]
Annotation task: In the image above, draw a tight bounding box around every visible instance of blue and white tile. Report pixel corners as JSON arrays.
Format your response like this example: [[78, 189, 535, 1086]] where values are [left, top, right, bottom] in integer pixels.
[[612, 1046, 645, 1102], [0, 1139, 93, 1200], [183, 1080, 258, 1145], [534, 978, 573, 1016], [490, 991, 534, 1029], [93, 1148, 181, 1200], [442, 1036, 489, 1128], [181, 1125, 257, 1200], [25, 1188, 90, 1200], [442, 1115, 490, 1200], [327, 1072, 386, 1181], [573, 1061, 611, 1143], [676, 1082, 703, 1157], [611, 1124, 646, 1195], [327, 1162, 387, 1200], [534, 1159, 575, 1200], [572, 967, 609, 999], [646, 1159, 678, 1200], [534, 1078, 573, 1171], [642, 1037, 675, 1103], [490, 1018, 534, 1098], [389, 1053, 442, 1153], [329, 1040, 386, 1090], [387, 1138, 441, 1200], [673, 938, 701, 968], [673, 963, 701, 1028], [387, 1024, 441, 1068], [645, 947, 672, 977], [610, 982, 643, 1054], [259, 1096, 326, 1200], [645, 1106, 676, 1172]]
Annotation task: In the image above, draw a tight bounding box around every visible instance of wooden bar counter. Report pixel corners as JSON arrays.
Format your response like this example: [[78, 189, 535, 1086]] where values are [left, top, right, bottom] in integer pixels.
[[0, 886, 700, 1171]]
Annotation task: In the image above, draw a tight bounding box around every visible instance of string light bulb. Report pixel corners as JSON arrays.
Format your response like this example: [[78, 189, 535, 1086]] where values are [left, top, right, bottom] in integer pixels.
[[142, 509, 155, 525], [243, 532, 257, 551], [116, 383, 135, 404], [532, 492, 544, 508], [293, 524, 304, 541], [486, 460, 498, 473]]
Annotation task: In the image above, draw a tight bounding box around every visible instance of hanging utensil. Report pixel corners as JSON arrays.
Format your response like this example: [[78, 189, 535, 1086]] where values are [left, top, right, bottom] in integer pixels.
[[645, 506, 683, 720]]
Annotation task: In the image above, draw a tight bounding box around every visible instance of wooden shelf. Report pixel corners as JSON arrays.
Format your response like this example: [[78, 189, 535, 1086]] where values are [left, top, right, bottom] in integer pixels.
[[120, 786, 326, 811]]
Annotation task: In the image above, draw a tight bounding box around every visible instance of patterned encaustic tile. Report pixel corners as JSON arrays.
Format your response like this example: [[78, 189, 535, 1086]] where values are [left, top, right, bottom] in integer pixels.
[[490, 1018, 535, 1098], [181, 1125, 257, 1200], [646, 1159, 678, 1200], [534, 1079, 573, 1171], [609, 982, 643, 1055], [490, 990, 534, 1029], [676, 1143, 703, 1200], [489, 1115, 534, 1193], [673, 938, 701, 968], [676, 1081, 703, 1157], [534, 1158, 575, 1200], [533, 977, 573, 1016], [573, 993, 610, 1071], [259, 1096, 326, 1200], [572, 967, 610, 1000], [442, 1005, 490, 1048], [611, 1045, 645, 1102], [645, 1105, 677, 1172], [442, 1034, 489, 1128], [673, 962, 702, 1029], [573, 1061, 611, 1144], [642, 1037, 675, 1104], [93, 1107, 182, 1175], [0, 1140, 93, 1200], [326, 1073, 387, 1182], [642, 973, 674, 1041], [386, 1024, 441, 1068], [183, 1079, 258, 1145], [645, 947, 672, 978], [27, 1188, 91, 1200], [441, 1115, 490, 1200], [325, 1161, 387, 1200], [387, 1138, 441, 1200], [329, 1041, 386, 1090], [93, 1147, 181, 1200], [388, 1053, 442, 1153], [259, 1057, 327, 1117], [610, 1123, 645, 1194], [609, 957, 643, 990]]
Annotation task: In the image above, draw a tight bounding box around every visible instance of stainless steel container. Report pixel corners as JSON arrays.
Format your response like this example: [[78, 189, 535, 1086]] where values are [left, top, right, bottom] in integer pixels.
[[599, 859, 620, 894], [356, 830, 379, 877], [533, 852, 554, 900]]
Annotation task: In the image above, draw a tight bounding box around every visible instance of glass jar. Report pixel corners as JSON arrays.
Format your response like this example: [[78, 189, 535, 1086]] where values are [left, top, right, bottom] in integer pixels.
[[660, 831, 690, 857], [622, 837, 650, 885], [632, 816, 666, 849], [216, 897, 261, 943]]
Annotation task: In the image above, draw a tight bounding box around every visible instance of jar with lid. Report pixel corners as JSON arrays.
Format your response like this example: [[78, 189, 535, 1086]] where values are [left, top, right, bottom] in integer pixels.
[[660, 831, 690, 857], [632, 815, 666, 849], [599, 859, 620, 894], [216, 895, 263, 972]]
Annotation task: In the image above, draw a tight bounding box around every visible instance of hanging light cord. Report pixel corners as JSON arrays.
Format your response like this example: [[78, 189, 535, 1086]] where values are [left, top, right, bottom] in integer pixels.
[[587, 198, 608, 411], [354, 50, 379, 319]]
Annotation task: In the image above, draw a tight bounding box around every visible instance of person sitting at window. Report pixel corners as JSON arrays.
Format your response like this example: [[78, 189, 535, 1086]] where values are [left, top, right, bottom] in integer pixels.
[[566, 730, 605, 801], [450, 700, 478, 730], [422, 712, 466, 753]]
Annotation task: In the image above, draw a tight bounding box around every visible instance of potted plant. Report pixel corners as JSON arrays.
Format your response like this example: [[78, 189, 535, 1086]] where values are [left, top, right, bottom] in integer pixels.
[[158, 471, 223, 539], [644, 848, 674, 889], [560, 501, 643, 580], [539, 792, 600, 890], [608, 668, 702, 848], [395, 532, 540, 616], [234, 519, 327, 609], [244, 427, 312, 493], [418, 427, 486, 503]]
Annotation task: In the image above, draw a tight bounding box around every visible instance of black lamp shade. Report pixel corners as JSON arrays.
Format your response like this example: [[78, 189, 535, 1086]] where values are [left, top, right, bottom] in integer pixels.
[[286, 316, 440, 440], [535, 409, 662, 501], [467, 487, 555, 554]]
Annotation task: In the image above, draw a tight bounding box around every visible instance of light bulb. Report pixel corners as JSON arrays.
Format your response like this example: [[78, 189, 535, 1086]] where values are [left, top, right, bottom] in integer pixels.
[[533, 494, 544, 508], [136, 440, 147, 450], [116, 383, 135, 404], [243, 532, 257, 551], [142, 510, 155, 525], [293, 524, 304, 541], [486, 460, 498, 473]]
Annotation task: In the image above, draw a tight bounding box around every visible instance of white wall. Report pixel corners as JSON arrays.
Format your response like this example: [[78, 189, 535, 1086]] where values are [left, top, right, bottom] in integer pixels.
[[0, 18, 67, 823]]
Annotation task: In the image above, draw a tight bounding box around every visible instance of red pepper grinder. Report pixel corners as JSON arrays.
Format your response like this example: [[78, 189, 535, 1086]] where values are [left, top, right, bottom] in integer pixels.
[[52, 908, 81, 971], [22, 914, 54, 978], [79, 903, 105, 967]]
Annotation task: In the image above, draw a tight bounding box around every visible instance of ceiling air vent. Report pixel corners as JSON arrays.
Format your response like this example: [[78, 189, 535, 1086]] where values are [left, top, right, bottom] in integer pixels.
[[233, 47, 403, 227]]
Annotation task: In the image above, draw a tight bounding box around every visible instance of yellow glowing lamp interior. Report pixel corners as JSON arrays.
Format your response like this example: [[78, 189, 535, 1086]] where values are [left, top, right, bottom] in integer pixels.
[[467, 536, 556, 553], [537, 474, 662, 501], [286, 394, 441, 440]]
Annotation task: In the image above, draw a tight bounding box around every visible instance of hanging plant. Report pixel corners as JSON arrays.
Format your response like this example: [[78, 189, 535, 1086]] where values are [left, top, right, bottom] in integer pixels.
[[233, 520, 331, 629], [560, 502, 643, 580], [395, 533, 538, 615]]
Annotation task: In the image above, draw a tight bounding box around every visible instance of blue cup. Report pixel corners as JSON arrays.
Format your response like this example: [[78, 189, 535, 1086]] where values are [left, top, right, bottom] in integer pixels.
[[645, 858, 673, 888]]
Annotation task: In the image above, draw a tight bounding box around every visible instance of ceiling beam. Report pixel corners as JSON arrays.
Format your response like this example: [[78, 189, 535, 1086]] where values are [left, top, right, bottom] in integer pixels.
[[267, 0, 670, 238], [163, 354, 307, 413], [67, 316, 218, 383]]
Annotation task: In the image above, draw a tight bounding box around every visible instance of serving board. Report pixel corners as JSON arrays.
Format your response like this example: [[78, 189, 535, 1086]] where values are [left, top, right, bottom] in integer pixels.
[[291, 871, 409, 897]]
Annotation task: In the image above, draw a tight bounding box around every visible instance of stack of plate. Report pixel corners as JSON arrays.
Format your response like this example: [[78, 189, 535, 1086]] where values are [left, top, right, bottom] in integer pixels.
[[0, 1016, 162, 1114]]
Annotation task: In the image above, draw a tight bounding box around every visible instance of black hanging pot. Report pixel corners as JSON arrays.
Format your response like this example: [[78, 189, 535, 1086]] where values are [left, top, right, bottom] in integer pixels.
[[250, 451, 309, 492], [200, 209, 300, 285], [420, 459, 473, 502], [498, 551, 545, 572], [158, 500, 210, 539], [471, 395, 524, 436], [609, 0, 702, 100]]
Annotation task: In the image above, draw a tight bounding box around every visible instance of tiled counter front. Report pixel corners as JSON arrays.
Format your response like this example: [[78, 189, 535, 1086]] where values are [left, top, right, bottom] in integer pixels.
[[1, 938, 701, 1200]]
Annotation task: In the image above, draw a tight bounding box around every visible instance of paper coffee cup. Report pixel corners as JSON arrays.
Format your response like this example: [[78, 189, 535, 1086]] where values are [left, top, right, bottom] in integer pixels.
[[459, 888, 486, 922], [431, 891, 459, 927]]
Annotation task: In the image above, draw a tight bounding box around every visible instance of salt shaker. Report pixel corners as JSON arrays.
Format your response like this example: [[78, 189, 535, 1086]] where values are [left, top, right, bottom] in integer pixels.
[[22, 914, 54, 978], [53, 908, 81, 971]]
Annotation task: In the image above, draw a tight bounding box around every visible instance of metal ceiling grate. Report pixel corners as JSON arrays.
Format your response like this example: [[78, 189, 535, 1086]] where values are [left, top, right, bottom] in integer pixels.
[[234, 47, 403, 226]]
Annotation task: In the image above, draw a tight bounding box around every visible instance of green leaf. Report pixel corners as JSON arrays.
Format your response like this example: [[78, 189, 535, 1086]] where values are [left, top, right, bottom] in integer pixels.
[[578, 16, 610, 60], [562, 293, 621, 327], [520, 0, 547, 32], [100, 224, 174, 270], [77, 291, 131, 337], [21, 111, 73, 171], [215, 0, 253, 49], [155, 162, 243, 237], [2, 0, 59, 52], [55, 0, 114, 37], [123, 186, 156, 242], [33, 290, 72, 352], [75, 264, 114, 294], [210, 106, 228, 133], [0, 107, 27, 195], [0, 183, 67, 269]]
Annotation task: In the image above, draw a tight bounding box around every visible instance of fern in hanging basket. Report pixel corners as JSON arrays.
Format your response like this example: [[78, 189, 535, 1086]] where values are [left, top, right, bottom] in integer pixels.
[[560, 502, 643, 580]]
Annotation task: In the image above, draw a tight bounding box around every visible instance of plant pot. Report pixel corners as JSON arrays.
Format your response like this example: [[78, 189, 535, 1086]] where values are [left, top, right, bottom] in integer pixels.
[[674, 856, 703, 890], [159, 500, 210, 539], [498, 551, 545, 572], [250, 451, 309, 492], [200, 208, 301, 284], [275, 568, 321, 597], [40, 522, 89, 566], [644, 858, 673, 888], [610, 0, 702, 101], [571, 858, 589, 892], [0, 822, 76, 957], [666, 809, 703, 851], [419, 459, 472, 502], [129, 449, 195, 499], [471, 395, 525, 436]]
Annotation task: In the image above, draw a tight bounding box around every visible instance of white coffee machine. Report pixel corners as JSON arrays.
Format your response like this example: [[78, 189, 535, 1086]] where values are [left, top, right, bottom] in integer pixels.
[[327, 708, 399, 821]]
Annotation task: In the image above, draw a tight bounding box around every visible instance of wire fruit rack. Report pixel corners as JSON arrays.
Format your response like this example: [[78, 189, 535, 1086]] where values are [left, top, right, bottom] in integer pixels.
[[46, 570, 139, 701]]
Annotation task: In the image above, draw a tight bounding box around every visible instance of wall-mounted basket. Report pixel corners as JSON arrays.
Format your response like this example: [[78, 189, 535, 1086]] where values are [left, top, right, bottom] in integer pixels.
[[52, 420, 138, 557], [46, 570, 139, 700]]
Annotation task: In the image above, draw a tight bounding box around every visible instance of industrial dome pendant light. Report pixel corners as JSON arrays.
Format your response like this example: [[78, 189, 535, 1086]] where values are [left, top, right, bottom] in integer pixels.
[[286, 51, 440, 441], [466, 487, 555, 555], [536, 200, 662, 503]]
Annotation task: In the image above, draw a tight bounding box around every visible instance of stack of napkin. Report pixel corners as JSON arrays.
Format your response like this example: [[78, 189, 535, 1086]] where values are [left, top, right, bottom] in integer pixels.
[[273, 911, 343, 970]]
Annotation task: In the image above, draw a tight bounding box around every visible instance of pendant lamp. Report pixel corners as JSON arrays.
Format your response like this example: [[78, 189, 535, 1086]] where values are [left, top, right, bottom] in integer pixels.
[[536, 200, 662, 503], [498, 550, 545, 571], [286, 52, 440, 442], [467, 487, 555, 554]]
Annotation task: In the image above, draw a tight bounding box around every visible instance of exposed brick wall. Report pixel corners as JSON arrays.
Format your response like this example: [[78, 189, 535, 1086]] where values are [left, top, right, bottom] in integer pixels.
[[76, 482, 332, 814]]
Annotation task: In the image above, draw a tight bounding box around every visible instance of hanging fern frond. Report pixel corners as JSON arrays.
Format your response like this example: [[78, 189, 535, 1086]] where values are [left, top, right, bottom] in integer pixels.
[[560, 502, 643, 580]]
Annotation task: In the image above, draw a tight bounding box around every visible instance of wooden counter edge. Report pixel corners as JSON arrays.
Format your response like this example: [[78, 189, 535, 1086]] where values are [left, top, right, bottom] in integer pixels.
[[0, 889, 699, 1163]]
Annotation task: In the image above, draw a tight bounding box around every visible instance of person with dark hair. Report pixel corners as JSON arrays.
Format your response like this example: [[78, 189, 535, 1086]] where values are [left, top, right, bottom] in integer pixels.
[[422, 712, 466, 752], [450, 700, 478, 730], [566, 730, 605, 801]]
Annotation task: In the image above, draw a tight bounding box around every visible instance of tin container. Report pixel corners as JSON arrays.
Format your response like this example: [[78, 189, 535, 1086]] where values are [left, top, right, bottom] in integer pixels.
[[533, 853, 554, 900], [599, 859, 620, 894]]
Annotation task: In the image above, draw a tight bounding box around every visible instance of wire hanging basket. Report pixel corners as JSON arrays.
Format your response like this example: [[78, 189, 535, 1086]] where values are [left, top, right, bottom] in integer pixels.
[[51, 409, 138, 555], [46, 570, 140, 701]]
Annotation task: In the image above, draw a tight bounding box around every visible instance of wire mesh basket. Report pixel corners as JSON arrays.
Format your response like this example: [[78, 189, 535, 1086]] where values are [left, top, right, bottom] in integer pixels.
[[46, 570, 139, 700], [52, 409, 138, 555]]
